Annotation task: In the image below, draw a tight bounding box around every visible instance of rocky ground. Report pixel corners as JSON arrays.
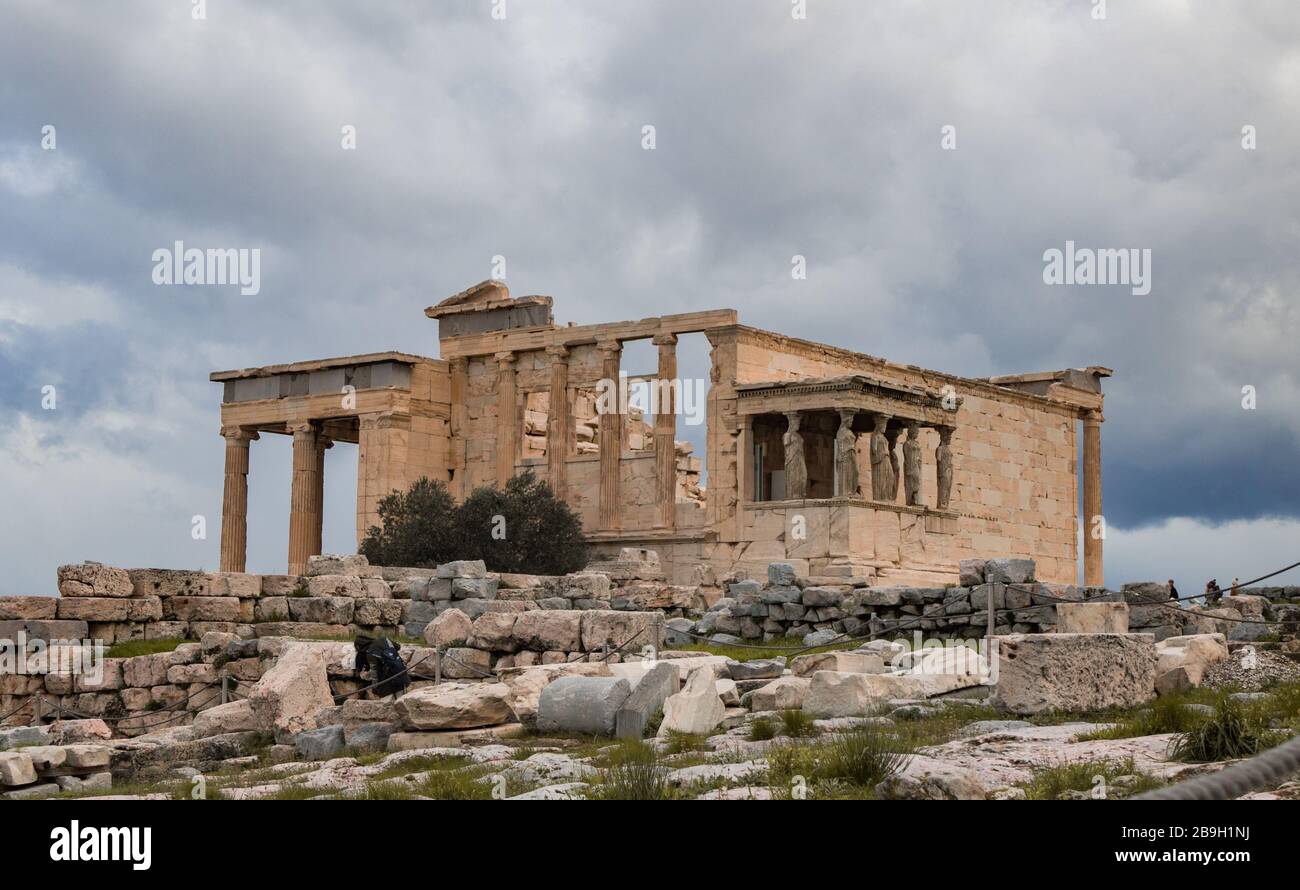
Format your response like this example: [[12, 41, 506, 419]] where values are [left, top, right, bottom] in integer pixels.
[[30, 676, 1297, 801]]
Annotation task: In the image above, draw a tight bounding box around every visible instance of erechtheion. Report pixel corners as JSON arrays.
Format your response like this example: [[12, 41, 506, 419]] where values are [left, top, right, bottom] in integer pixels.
[[211, 280, 1109, 586]]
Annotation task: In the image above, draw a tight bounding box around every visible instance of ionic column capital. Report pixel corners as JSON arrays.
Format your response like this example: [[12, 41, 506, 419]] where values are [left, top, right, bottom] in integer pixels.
[[1084, 409, 1104, 426], [596, 338, 622, 358], [495, 350, 517, 367], [288, 421, 317, 440], [545, 344, 570, 359], [651, 332, 678, 348], [220, 425, 259, 444]]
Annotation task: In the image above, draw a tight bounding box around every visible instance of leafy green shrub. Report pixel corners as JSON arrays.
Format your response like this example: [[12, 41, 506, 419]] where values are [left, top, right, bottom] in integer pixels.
[[359, 477, 458, 568], [360, 471, 589, 575], [454, 470, 588, 574]]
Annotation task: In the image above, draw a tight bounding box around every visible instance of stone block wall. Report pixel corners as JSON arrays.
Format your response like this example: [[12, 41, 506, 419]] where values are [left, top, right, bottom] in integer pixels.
[[683, 559, 1236, 645]]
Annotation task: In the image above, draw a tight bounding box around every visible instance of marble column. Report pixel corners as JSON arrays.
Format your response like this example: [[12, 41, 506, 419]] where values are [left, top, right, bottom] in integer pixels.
[[219, 426, 258, 573], [652, 333, 678, 529], [1083, 410, 1104, 586], [288, 421, 321, 575], [495, 351, 518, 487], [310, 434, 332, 557], [597, 339, 623, 529], [545, 345, 570, 498], [448, 357, 468, 500]]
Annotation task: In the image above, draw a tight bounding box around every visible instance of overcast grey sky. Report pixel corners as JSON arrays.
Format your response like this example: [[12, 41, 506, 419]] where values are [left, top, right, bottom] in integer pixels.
[[2, 0, 1298, 595]]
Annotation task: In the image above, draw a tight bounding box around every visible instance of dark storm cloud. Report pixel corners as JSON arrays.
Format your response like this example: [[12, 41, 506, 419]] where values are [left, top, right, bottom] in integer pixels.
[[0, 0, 1297, 592]]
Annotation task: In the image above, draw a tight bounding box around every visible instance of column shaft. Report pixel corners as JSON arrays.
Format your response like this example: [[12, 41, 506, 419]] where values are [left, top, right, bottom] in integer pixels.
[[288, 422, 320, 575], [546, 345, 570, 498], [495, 352, 518, 487], [219, 427, 257, 573], [1082, 410, 1104, 586], [653, 333, 678, 529], [598, 340, 622, 529]]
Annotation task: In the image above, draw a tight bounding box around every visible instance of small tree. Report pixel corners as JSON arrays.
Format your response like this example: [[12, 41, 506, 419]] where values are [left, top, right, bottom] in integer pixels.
[[456, 470, 589, 575], [358, 471, 589, 575], [359, 476, 458, 567]]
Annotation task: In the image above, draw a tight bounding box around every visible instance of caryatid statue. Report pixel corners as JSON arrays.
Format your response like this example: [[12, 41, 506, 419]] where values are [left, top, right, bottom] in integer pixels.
[[869, 414, 895, 501], [936, 426, 954, 509], [783, 411, 808, 500], [885, 423, 903, 501], [903, 422, 923, 507], [834, 409, 859, 497]]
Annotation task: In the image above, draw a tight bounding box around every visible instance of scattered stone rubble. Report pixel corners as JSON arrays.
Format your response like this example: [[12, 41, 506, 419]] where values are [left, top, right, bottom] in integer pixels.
[[2, 553, 1297, 801]]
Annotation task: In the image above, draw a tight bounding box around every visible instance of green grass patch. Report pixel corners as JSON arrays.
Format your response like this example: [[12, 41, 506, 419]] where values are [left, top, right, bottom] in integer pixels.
[[104, 637, 186, 658], [779, 708, 817, 738], [748, 716, 777, 741], [411, 765, 498, 800], [1018, 757, 1164, 800], [661, 730, 708, 755], [1169, 696, 1281, 763], [370, 754, 470, 781], [767, 726, 912, 799], [587, 739, 678, 800], [1079, 695, 1211, 742]]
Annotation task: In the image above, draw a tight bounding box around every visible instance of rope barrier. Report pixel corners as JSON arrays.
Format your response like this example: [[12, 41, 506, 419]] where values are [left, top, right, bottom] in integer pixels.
[[1135, 733, 1300, 801]]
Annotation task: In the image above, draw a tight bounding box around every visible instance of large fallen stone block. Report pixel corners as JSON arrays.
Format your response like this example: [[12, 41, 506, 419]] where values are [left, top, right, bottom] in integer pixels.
[[804, 670, 979, 717], [248, 643, 336, 735], [1154, 633, 1229, 695], [192, 700, 261, 738], [790, 651, 884, 677], [0, 752, 37, 786], [537, 676, 633, 735], [725, 658, 785, 681], [1057, 602, 1129, 634], [394, 682, 514, 730], [494, 662, 614, 728], [659, 667, 725, 735], [615, 661, 681, 739], [991, 633, 1157, 715], [748, 676, 811, 711], [295, 724, 346, 760]]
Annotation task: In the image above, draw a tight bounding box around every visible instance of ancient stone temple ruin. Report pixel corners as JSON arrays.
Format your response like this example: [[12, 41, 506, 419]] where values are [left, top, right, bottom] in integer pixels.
[[211, 281, 1110, 587]]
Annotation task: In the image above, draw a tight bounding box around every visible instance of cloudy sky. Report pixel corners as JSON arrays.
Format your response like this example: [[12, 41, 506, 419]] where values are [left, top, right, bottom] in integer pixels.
[[2, 0, 1297, 595]]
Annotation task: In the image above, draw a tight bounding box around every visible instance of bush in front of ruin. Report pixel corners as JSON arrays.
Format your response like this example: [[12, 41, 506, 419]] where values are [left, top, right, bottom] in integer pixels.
[[454, 470, 589, 575], [360, 477, 460, 568], [360, 470, 589, 575]]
